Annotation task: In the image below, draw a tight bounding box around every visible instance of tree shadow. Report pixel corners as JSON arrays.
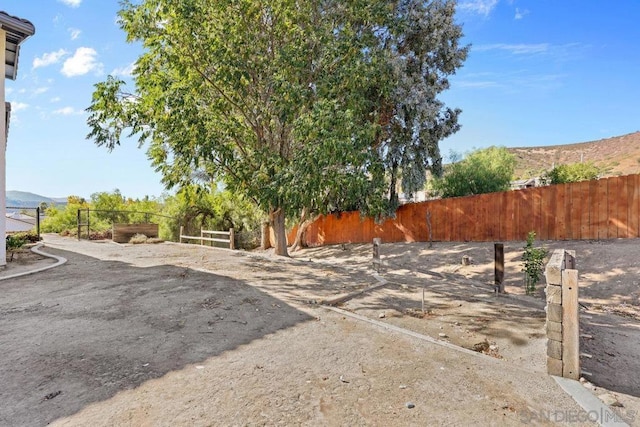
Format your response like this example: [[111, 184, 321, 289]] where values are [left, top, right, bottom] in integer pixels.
[[580, 310, 640, 397], [0, 248, 313, 427]]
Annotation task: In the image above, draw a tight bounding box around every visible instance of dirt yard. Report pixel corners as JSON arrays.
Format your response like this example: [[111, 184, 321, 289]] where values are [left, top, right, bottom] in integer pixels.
[[1, 235, 639, 426]]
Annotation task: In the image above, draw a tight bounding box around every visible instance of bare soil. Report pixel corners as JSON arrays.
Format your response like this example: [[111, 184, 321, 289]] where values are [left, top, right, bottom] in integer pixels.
[[1, 235, 638, 426], [510, 130, 640, 178]]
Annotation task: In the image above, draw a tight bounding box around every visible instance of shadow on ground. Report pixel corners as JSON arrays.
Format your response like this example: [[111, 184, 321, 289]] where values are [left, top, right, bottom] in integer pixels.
[[581, 311, 640, 397], [0, 248, 312, 426]]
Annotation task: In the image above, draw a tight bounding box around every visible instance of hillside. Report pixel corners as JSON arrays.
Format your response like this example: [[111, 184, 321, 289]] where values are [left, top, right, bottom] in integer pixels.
[[509, 131, 640, 179], [6, 191, 66, 208]]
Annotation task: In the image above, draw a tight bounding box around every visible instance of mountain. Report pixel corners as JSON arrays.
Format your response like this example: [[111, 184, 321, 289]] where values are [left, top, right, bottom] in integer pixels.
[[6, 191, 66, 208], [509, 131, 640, 179]]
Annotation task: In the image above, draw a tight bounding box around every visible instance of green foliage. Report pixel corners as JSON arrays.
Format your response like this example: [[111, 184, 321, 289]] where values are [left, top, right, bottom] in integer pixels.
[[158, 186, 263, 249], [380, 0, 468, 207], [41, 196, 90, 233], [41, 192, 164, 236], [11, 231, 40, 243], [6, 234, 26, 251], [91, 189, 128, 224], [431, 146, 516, 198], [522, 231, 548, 295], [543, 162, 600, 184], [6, 234, 27, 261], [86, 0, 468, 255]]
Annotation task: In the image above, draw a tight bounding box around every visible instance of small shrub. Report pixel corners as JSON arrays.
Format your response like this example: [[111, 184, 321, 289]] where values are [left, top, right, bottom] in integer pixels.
[[129, 233, 148, 244], [6, 234, 27, 262], [12, 231, 40, 243], [88, 230, 112, 240], [522, 231, 548, 295], [146, 237, 165, 244]]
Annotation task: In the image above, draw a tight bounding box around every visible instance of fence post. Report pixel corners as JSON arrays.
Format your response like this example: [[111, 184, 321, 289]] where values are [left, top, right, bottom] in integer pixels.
[[86, 208, 90, 239], [494, 243, 504, 293], [544, 249, 580, 380], [77, 209, 81, 241], [36, 206, 40, 241], [200, 228, 204, 246], [229, 228, 235, 250], [179, 226, 184, 243], [372, 238, 381, 272]]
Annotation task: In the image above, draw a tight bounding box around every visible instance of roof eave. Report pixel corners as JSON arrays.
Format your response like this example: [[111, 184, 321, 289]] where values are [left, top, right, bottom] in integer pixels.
[[0, 11, 36, 80]]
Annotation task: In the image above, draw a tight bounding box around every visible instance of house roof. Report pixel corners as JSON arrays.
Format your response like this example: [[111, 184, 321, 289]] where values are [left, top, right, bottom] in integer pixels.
[[0, 11, 36, 80]]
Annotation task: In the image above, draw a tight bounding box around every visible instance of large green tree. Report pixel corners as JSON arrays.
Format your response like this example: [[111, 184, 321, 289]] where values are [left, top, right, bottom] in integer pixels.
[[432, 146, 516, 197], [380, 0, 468, 209], [87, 0, 467, 256]]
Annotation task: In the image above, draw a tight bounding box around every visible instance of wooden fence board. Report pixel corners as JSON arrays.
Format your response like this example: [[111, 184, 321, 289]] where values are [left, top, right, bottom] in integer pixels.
[[565, 183, 576, 240], [631, 174, 640, 237], [607, 177, 619, 238], [588, 180, 599, 240], [518, 189, 537, 240], [556, 184, 567, 240], [576, 181, 591, 239], [546, 185, 558, 240], [298, 174, 640, 246], [531, 187, 543, 238], [619, 175, 631, 238], [597, 179, 609, 239]]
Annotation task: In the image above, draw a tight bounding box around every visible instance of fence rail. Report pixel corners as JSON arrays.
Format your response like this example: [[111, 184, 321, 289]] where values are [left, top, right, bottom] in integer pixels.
[[298, 173, 640, 246], [179, 226, 235, 250]]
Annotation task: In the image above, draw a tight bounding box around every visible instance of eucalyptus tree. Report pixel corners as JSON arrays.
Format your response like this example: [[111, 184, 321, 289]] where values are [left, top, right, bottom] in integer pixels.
[[380, 0, 468, 209], [87, 0, 467, 256]]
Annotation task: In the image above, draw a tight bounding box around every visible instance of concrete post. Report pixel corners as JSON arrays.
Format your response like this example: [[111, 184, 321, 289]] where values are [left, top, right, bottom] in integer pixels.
[[544, 249, 580, 380]]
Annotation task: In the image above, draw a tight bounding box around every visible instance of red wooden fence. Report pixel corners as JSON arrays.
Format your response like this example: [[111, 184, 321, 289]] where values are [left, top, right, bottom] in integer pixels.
[[297, 174, 640, 246]]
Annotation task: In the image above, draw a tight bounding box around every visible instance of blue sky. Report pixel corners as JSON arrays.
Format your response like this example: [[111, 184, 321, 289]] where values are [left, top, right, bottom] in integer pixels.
[[4, 0, 640, 199]]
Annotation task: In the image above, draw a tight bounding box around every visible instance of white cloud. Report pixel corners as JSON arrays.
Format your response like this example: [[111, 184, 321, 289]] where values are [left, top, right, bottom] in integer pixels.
[[58, 0, 82, 7], [53, 106, 85, 116], [455, 71, 565, 93], [515, 8, 530, 20], [33, 49, 68, 69], [111, 62, 137, 77], [458, 0, 499, 16], [68, 28, 81, 40], [475, 43, 550, 55], [50, 97, 62, 103], [9, 102, 29, 111], [457, 80, 501, 89], [33, 87, 49, 96], [61, 47, 103, 77]]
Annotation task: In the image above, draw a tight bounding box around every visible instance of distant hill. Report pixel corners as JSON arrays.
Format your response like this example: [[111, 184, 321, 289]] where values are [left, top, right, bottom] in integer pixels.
[[6, 191, 66, 209], [509, 131, 640, 179]]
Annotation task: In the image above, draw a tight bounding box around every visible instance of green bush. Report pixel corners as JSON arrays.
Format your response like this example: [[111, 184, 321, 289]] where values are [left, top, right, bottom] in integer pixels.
[[522, 231, 548, 295], [11, 231, 40, 243], [6, 234, 27, 261], [431, 147, 516, 198], [158, 186, 264, 249], [542, 162, 600, 184]]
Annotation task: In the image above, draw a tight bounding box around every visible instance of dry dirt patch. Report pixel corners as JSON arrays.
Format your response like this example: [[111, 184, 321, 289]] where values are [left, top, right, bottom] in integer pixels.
[[2, 235, 639, 425], [295, 239, 640, 417]]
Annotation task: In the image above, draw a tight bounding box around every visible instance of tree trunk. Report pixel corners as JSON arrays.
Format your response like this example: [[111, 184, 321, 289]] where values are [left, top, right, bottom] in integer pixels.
[[260, 221, 271, 250], [388, 161, 399, 211], [270, 208, 289, 257], [290, 208, 319, 252]]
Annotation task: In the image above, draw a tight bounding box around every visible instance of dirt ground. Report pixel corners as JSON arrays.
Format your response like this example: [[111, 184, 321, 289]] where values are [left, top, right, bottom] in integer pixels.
[[1, 235, 639, 426]]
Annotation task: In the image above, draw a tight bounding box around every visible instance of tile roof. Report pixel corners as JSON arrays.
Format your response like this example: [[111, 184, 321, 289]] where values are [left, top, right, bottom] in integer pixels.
[[0, 11, 36, 80]]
